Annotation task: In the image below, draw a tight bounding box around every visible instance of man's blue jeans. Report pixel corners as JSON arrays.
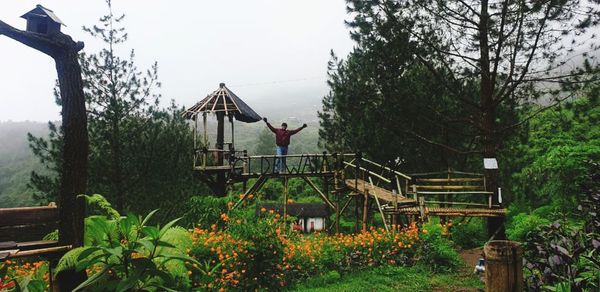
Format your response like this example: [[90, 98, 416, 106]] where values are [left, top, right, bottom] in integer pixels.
[[276, 146, 288, 172]]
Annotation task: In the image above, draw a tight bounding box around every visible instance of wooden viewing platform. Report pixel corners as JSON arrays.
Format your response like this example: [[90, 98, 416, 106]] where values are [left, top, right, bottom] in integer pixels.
[[391, 206, 507, 217], [345, 178, 415, 206]]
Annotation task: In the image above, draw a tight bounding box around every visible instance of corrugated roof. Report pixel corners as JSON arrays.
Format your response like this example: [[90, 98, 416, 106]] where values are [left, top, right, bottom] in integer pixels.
[[21, 5, 65, 26], [256, 203, 329, 218], [184, 83, 262, 123]]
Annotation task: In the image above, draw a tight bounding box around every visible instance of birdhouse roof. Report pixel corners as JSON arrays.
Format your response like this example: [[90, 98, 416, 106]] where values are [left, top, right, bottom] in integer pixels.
[[184, 83, 262, 123], [21, 5, 65, 26]]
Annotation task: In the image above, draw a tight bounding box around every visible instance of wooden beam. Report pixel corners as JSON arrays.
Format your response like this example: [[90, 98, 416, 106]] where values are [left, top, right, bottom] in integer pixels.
[[232, 176, 268, 209], [368, 177, 389, 232], [415, 191, 494, 195], [416, 178, 484, 183], [0, 206, 58, 227], [339, 197, 353, 215], [5, 245, 72, 259], [283, 177, 289, 225], [301, 176, 336, 210], [413, 185, 484, 190]]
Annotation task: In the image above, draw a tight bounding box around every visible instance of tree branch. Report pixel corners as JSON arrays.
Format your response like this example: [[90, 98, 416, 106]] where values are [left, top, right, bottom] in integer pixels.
[[404, 130, 481, 155], [0, 19, 83, 57]]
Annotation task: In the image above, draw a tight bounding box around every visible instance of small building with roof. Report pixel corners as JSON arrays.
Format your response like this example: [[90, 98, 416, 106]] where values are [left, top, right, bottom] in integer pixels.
[[257, 203, 328, 233], [21, 5, 65, 34]]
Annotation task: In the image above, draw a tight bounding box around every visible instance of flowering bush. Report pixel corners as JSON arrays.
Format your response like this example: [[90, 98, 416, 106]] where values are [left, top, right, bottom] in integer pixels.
[[3, 195, 461, 291], [186, 206, 440, 290], [0, 260, 49, 292]]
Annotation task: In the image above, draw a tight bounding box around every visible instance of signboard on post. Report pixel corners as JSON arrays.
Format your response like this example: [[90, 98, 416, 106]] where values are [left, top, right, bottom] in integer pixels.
[[483, 158, 498, 170]]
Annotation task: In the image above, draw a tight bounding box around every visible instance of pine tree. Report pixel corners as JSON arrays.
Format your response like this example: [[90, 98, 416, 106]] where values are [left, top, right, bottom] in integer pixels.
[[28, 0, 205, 218]]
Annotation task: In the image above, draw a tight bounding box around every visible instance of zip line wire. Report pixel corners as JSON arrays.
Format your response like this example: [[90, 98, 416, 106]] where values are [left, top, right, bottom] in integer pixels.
[[230, 76, 326, 88]]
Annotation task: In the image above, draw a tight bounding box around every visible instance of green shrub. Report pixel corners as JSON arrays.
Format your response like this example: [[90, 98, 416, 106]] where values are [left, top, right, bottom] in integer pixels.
[[55, 195, 197, 291], [418, 223, 462, 272], [450, 219, 486, 249], [506, 213, 551, 242], [180, 195, 229, 228]]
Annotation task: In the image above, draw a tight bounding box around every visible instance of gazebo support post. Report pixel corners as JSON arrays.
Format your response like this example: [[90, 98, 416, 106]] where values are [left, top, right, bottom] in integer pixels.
[[215, 111, 227, 196]]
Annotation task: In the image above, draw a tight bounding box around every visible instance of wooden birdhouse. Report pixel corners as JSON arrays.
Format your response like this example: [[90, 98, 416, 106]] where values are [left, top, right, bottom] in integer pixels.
[[21, 5, 64, 34]]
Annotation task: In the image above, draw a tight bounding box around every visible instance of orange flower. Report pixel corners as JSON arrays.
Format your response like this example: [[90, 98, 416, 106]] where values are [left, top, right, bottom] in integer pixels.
[[260, 207, 266, 213]]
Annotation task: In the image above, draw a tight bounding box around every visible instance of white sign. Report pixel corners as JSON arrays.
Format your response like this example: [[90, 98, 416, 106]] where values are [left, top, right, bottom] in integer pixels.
[[483, 158, 498, 169]]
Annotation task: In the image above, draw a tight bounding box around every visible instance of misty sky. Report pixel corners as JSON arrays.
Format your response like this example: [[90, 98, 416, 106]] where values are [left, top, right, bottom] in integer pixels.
[[0, 1, 355, 122]]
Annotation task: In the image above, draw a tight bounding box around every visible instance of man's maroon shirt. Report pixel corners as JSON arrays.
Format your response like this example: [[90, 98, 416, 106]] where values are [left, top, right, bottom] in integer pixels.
[[266, 123, 303, 146]]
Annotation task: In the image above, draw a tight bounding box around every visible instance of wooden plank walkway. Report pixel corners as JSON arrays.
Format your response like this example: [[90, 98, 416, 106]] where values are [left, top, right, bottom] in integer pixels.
[[393, 206, 507, 217], [345, 179, 416, 205]]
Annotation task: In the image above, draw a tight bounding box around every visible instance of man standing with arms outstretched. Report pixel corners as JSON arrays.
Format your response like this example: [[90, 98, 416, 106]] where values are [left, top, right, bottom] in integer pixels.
[[263, 117, 307, 173]]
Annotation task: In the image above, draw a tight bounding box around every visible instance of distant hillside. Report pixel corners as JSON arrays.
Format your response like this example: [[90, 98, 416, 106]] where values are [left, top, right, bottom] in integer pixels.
[[0, 113, 323, 208], [0, 121, 50, 207]]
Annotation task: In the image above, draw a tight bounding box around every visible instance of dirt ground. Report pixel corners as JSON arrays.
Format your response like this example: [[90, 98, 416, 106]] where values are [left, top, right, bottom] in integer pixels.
[[460, 247, 484, 268]]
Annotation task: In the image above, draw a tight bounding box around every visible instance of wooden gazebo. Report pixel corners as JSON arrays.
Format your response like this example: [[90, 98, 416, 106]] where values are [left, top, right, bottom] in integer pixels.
[[184, 83, 261, 195]]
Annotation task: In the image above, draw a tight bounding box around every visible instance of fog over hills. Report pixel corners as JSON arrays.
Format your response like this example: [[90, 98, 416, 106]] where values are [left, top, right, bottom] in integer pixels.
[[0, 90, 325, 207], [0, 121, 50, 207]]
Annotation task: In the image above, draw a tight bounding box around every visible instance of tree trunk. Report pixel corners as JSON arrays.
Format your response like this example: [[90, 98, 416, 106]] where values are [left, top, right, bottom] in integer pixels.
[[479, 0, 506, 240], [55, 46, 89, 291], [112, 114, 125, 213], [0, 19, 89, 291]]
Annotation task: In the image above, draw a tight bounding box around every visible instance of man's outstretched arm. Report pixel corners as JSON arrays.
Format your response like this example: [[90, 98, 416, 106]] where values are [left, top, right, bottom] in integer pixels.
[[289, 123, 307, 135], [263, 117, 277, 133]]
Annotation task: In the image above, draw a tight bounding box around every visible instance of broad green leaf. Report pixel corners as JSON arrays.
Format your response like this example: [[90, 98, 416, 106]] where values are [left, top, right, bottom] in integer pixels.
[[73, 264, 114, 292]]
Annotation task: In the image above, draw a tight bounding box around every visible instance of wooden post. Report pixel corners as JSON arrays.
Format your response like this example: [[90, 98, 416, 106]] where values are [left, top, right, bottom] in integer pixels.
[[362, 190, 369, 232], [215, 111, 226, 196], [283, 177, 289, 225], [333, 153, 341, 234], [354, 195, 360, 233], [229, 114, 235, 149], [484, 240, 523, 292], [203, 113, 207, 168]]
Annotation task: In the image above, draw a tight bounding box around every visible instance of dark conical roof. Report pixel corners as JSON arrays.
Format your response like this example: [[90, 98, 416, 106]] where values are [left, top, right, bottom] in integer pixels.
[[184, 83, 262, 123]]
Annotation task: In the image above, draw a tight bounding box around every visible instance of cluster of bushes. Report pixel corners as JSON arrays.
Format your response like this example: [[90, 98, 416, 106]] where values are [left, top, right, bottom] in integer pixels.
[[517, 161, 600, 291], [1, 195, 462, 291]]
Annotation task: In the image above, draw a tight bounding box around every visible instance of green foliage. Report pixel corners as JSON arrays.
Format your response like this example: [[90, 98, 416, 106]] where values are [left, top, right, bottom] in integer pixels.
[[290, 265, 482, 292], [84, 194, 120, 219], [0, 121, 50, 207], [226, 212, 286, 290], [55, 195, 197, 291], [522, 162, 600, 291], [0, 260, 49, 292], [180, 195, 229, 229], [26, 0, 208, 220], [510, 97, 600, 210], [418, 223, 462, 272], [450, 219, 487, 249], [506, 213, 552, 242]]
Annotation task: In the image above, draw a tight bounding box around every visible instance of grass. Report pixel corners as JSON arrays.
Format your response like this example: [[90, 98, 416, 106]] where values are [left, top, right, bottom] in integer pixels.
[[289, 265, 483, 291]]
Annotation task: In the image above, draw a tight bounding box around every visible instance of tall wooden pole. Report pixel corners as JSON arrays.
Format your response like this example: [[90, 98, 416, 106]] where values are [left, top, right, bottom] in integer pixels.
[[362, 191, 369, 232], [354, 196, 360, 233], [283, 177, 289, 225], [0, 19, 88, 291], [215, 111, 226, 196]]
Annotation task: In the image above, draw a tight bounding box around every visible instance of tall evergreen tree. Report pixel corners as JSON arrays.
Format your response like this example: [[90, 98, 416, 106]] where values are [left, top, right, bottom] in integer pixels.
[[321, 0, 600, 237], [28, 0, 204, 218]]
